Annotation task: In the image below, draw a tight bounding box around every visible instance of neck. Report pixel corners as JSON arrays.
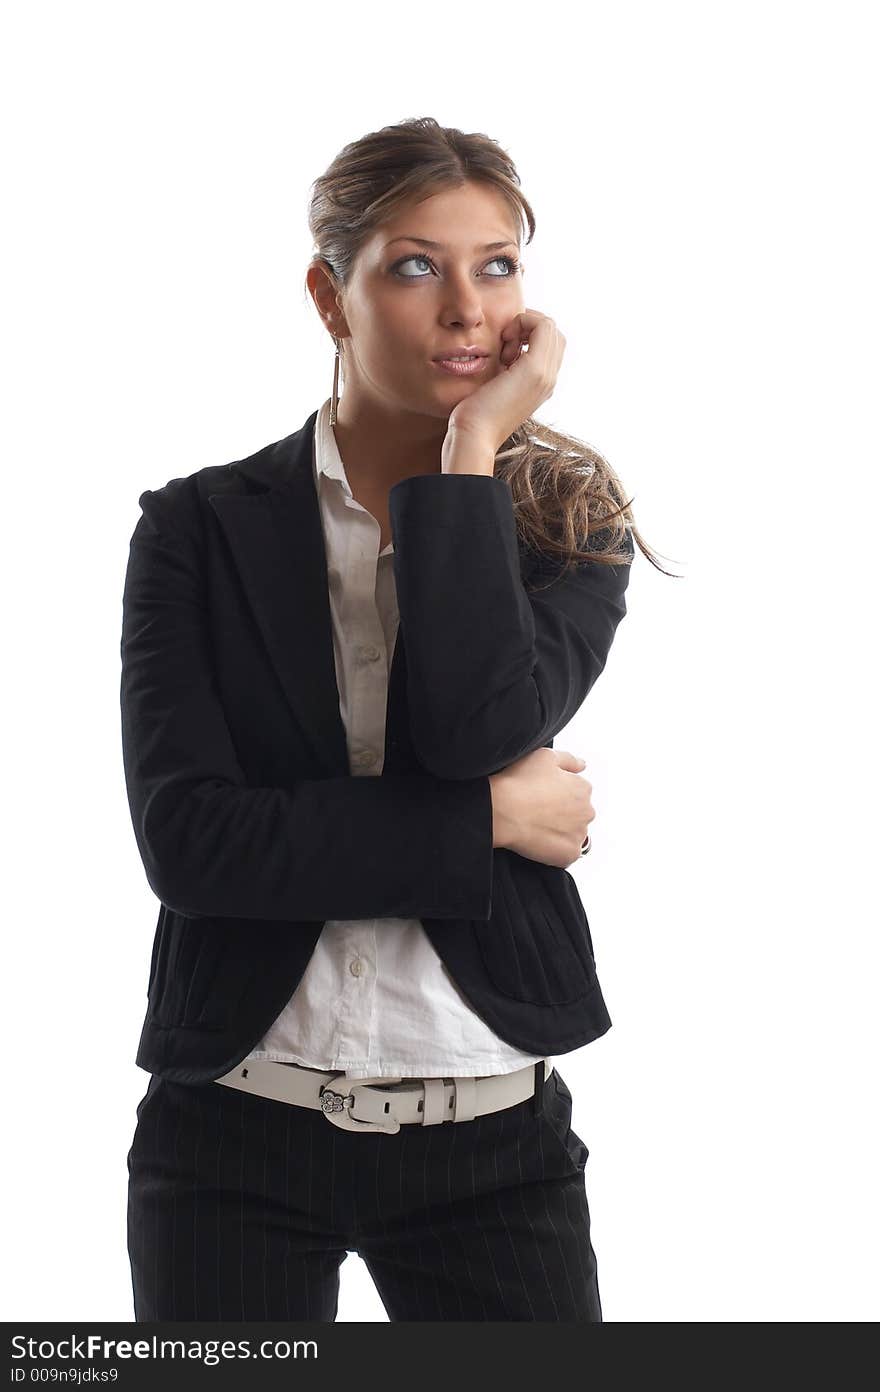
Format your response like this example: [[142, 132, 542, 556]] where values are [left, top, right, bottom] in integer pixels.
[[331, 390, 447, 492]]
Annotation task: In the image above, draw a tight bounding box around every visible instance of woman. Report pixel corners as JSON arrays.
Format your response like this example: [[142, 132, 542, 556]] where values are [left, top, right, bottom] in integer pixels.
[[123, 116, 664, 1323]]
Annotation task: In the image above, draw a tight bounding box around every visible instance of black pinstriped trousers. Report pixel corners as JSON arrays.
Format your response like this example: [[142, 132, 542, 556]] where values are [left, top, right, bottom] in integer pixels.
[[126, 1064, 603, 1322]]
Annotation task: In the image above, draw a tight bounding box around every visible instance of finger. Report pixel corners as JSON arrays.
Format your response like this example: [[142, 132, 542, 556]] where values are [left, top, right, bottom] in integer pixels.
[[499, 309, 549, 345], [555, 750, 587, 770], [501, 339, 523, 367]]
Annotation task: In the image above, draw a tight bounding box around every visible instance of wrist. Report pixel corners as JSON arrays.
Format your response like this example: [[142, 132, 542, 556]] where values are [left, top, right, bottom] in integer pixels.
[[489, 773, 516, 850], [441, 428, 498, 476]]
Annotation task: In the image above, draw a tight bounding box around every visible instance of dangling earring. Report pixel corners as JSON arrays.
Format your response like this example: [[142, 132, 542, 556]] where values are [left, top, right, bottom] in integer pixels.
[[330, 335, 341, 426]]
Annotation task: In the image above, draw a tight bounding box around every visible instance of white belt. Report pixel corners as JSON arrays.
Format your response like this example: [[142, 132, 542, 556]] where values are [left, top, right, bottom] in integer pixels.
[[213, 1057, 553, 1134]]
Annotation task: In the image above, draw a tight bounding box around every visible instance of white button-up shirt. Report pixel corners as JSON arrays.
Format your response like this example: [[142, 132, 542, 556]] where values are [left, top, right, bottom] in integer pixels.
[[245, 397, 548, 1080]]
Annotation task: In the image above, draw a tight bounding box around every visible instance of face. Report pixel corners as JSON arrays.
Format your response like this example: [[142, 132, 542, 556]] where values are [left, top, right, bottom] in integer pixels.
[[331, 181, 525, 420]]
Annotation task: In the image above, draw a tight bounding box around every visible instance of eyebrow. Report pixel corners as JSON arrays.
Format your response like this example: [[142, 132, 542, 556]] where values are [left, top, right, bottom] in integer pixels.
[[384, 236, 517, 252]]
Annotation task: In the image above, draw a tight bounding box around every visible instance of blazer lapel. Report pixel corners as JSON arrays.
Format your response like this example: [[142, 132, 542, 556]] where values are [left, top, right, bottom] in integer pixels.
[[206, 407, 413, 778], [207, 411, 353, 775]]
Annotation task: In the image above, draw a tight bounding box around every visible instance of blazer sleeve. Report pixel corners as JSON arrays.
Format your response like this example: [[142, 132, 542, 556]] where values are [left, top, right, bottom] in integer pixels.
[[119, 491, 494, 923], [388, 472, 633, 779]]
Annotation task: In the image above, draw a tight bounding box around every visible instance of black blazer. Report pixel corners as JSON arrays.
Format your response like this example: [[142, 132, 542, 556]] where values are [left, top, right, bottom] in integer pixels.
[[120, 407, 633, 1083]]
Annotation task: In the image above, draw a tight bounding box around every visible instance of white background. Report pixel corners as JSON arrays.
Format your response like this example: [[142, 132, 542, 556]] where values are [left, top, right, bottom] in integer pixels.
[[2, 0, 877, 1323]]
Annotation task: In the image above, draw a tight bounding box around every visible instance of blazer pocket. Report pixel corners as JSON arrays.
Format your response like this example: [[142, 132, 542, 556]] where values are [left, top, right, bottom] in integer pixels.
[[148, 908, 251, 1031], [475, 854, 598, 1005]]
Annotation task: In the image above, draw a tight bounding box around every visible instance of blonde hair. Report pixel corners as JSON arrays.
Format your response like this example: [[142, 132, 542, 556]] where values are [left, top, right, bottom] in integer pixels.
[[304, 115, 675, 581]]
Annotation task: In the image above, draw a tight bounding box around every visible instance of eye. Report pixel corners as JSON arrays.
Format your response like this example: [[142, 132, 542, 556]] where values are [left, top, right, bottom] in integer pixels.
[[392, 254, 433, 278], [391, 252, 521, 279]]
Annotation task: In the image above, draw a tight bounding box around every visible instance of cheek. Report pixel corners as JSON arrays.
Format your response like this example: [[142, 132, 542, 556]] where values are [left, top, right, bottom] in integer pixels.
[[366, 308, 422, 362]]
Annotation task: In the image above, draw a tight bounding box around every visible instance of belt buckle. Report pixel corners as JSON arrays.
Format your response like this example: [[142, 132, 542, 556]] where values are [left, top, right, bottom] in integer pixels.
[[319, 1074, 403, 1134]]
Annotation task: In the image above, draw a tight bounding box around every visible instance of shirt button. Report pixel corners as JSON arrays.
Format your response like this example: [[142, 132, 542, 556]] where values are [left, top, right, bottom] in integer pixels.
[[349, 958, 363, 977], [360, 644, 381, 662]]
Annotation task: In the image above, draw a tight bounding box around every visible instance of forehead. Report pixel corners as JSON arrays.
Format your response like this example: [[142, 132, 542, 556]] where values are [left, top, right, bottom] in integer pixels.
[[366, 184, 520, 254]]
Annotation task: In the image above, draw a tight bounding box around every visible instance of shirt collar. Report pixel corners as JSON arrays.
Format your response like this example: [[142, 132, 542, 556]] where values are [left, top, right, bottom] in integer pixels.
[[314, 396, 353, 497]]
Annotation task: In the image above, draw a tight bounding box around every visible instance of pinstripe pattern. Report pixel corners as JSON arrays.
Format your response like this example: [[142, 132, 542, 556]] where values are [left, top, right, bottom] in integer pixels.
[[126, 1067, 602, 1322]]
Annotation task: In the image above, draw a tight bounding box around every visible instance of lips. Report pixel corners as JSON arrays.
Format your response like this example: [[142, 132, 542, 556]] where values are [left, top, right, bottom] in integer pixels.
[[432, 347, 489, 360], [431, 355, 490, 376]]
